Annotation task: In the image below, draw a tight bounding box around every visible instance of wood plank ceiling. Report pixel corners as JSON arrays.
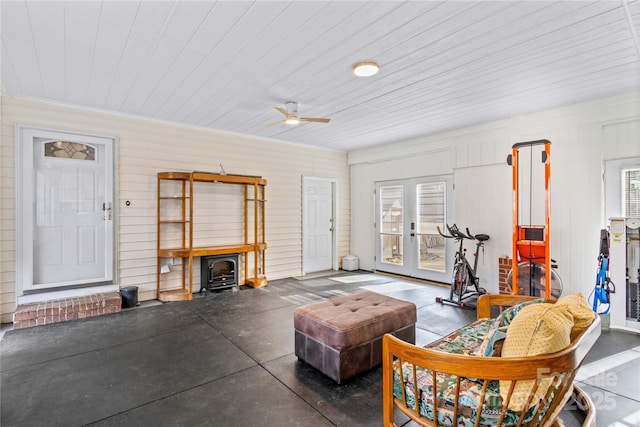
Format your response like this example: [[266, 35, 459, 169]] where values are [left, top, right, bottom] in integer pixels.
[[1, 1, 638, 151]]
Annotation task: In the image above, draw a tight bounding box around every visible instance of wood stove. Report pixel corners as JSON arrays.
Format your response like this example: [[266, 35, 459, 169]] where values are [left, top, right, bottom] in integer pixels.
[[200, 254, 239, 292]]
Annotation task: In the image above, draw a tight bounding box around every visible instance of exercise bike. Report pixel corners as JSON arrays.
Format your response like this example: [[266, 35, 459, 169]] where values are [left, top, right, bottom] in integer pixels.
[[436, 224, 489, 309]]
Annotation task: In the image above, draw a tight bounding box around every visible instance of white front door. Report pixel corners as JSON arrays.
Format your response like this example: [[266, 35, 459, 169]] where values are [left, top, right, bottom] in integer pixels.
[[18, 127, 114, 292], [303, 177, 334, 273]]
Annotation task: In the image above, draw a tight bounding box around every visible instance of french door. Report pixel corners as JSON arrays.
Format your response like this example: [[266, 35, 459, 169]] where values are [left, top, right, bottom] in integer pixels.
[[375, 176, 452, 283]]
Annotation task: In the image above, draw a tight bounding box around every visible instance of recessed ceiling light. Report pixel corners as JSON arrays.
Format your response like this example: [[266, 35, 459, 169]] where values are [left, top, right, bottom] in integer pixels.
[[353, 61, 380, 77]]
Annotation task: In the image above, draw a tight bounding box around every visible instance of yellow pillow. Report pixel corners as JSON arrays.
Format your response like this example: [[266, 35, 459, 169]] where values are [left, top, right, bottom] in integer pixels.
[[556, 293, 596, 340], [500, 303, 574, 411], [556, 292, 590, 309]]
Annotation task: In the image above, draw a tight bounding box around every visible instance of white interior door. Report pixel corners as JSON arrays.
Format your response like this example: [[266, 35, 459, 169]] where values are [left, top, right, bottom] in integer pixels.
[[303, 177, 334, 273], [18, 127, 114, 292], [375, 176, 452, 282]]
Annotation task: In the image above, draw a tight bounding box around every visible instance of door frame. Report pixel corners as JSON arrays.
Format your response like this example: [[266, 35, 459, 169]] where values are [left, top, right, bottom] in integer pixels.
[[16, 124, 118, 303], [374, 175, 453, 283], [302, 176, 338, 275]]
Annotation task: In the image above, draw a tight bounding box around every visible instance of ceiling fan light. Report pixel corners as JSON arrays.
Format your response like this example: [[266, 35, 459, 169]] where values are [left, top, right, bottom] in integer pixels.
[[285, 117, 300, 125], [353, 61, 379, 77]]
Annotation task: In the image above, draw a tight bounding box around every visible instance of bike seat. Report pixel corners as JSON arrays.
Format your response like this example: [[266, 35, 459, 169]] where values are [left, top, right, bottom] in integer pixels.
[[475, 234, 490, 242]]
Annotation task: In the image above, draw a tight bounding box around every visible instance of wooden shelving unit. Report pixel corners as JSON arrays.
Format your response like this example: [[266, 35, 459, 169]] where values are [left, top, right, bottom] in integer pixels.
[[157, 171, 267, 302]]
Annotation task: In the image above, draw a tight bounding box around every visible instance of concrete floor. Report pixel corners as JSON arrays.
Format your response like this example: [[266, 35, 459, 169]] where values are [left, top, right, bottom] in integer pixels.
[[1, 272, 639, 426]]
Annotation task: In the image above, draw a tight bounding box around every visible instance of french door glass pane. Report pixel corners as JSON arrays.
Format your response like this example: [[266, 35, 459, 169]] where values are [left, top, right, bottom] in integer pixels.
[[381, 235, 403, 265], [380, 185, 403, 265], [416, 182, 445, 271]]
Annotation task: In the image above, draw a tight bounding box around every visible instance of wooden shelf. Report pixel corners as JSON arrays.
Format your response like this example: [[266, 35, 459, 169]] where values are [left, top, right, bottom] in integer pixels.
[[157, 171, 268, 300], [159, 243, 267, 258], [246, 276, 268, 288], [158, 288, 192, 302], [158, 171, 266, 186]]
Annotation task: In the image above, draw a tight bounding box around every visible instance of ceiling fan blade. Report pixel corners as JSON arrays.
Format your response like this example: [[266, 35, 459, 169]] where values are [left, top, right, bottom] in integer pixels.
[[267, 119, 286, 127], [300, 117, 330, 123], [275, 107, 289, 117]]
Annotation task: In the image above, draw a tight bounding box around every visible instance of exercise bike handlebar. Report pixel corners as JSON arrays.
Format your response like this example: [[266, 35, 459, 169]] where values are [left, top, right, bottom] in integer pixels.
[[437, 224, 489, 242], [437, 224, 460, 239], [463, 227, 476, 240], [436, 225, 450, 238], [437, 224, 472, 240]]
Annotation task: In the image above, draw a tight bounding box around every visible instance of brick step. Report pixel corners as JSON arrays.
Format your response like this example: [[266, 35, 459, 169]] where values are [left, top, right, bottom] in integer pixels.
[[13, 292, 122, 329]]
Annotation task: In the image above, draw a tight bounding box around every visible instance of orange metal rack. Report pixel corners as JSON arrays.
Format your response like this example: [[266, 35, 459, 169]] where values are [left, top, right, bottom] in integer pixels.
[[507, 140, 552, 299]]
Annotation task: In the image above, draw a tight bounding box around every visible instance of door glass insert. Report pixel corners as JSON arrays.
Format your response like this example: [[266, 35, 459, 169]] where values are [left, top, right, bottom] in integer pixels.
[[416, 182, 446, 271], [44, 141, 95, 160], [379, 185, 403, 265]]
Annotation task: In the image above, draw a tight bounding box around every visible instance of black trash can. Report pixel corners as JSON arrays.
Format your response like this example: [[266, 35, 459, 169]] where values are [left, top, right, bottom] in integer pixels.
[[120, 286, 139, 308]]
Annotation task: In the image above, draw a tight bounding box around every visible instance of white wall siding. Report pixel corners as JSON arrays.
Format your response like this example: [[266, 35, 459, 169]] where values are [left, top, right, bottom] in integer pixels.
[[350, 92, 640, 298], [603, 118, 640, 159], [0, 96, 349, 319], [453, 163, 512, 292], [0, 104, 17, 322]]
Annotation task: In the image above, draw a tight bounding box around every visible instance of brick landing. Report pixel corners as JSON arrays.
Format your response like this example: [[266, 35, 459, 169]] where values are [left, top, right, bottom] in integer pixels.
[[13, 292, 122, 329]]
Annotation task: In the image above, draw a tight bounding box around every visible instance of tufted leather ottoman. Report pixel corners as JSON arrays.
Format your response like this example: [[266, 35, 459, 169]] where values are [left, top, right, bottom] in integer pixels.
[[294, 291, 416, 383]]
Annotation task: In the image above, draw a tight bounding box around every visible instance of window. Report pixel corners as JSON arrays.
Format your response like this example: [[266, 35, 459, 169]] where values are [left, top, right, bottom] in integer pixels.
[[623, 168, 640, 217]]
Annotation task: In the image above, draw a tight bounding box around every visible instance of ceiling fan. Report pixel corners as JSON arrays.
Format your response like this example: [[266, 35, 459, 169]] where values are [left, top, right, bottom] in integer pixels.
[[269, 102, 330, 126]]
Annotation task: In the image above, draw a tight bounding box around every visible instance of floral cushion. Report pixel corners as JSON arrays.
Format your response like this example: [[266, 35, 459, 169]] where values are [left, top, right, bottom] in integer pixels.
[[393, 363, 542, 426], [477, 325, 508, 357], [495, 298, 546, 327], [426, 318, 497, 356]]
